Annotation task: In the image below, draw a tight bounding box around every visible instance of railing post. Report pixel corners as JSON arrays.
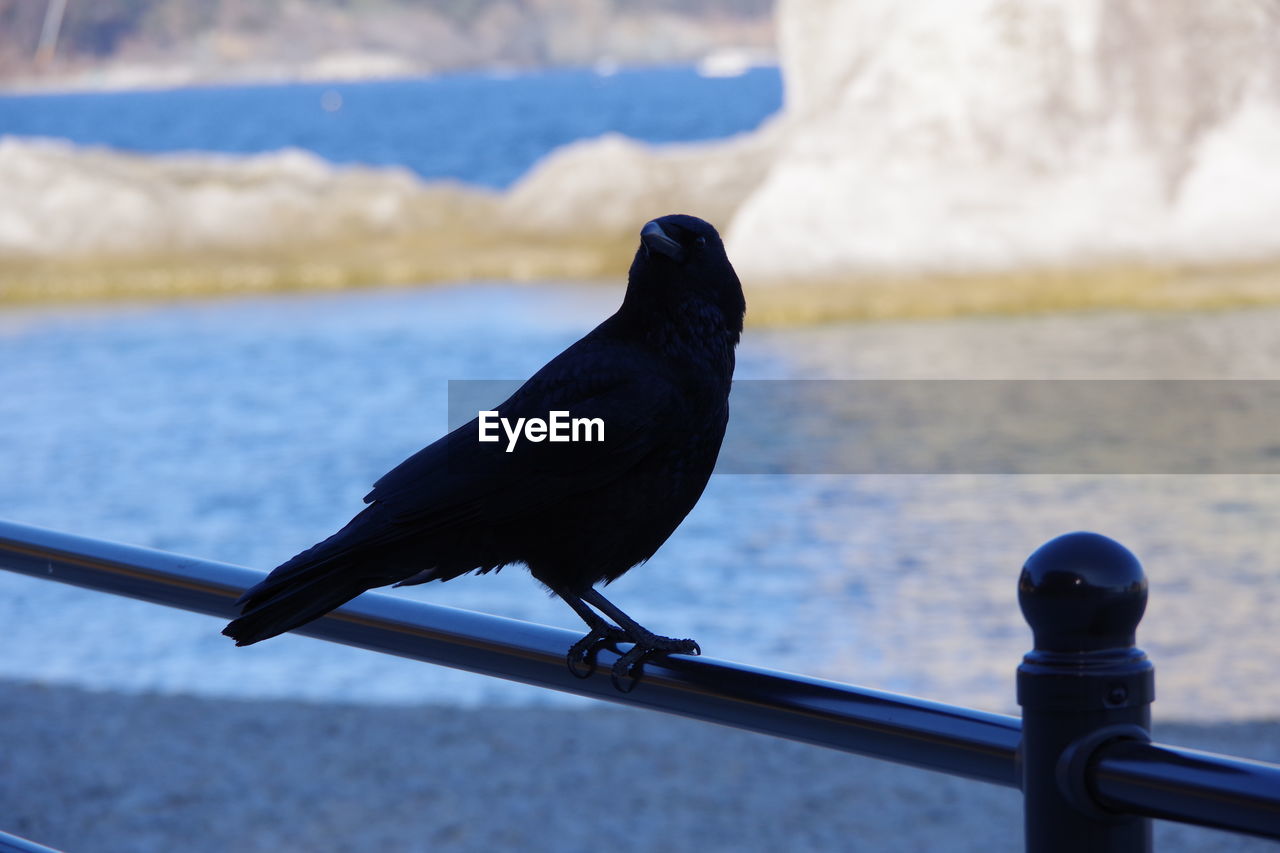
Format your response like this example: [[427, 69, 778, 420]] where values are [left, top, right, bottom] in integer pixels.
[[1017, 532, 1155, 852]]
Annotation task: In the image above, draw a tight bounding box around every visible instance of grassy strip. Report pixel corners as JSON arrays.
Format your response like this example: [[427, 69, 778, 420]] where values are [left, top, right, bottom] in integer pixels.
[[4, 242, 1280, 324], [744, 262, 1280, 326], [0, 232, 637, 307]]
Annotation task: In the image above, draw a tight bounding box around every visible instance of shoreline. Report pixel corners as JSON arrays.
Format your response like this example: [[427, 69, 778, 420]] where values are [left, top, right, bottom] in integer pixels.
[[6, 258, 1280, 328], [3, 679, 1275, 852], [0, 58, 781, 98]]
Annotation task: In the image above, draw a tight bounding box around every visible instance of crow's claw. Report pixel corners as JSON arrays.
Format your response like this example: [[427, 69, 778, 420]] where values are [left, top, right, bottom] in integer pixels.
[[566, 625, 627, 679], [610, 653, 645, 693], [608, 636, 701, 693]]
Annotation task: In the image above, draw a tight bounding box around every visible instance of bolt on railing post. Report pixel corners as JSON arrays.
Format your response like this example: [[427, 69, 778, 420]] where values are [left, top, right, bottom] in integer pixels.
[[1017, 532, 1155, 852]]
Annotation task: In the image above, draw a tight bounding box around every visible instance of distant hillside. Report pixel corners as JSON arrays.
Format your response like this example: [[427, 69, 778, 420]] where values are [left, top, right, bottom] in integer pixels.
[[0, 0, 775, 88]]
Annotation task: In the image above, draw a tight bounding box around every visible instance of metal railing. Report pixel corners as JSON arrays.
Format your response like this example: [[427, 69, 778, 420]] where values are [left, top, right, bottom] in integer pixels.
[[0, 830, 61, 853], [1, 518, 1277, 851]]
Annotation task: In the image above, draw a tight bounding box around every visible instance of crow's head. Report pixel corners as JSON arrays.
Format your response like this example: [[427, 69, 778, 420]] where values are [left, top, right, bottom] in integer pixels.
[[628, 214, 744, 335], [638, 214, 722, 266]]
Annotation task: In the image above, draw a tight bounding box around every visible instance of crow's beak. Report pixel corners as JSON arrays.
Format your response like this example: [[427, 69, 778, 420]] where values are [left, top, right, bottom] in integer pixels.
[[640, 220, 686, 263]]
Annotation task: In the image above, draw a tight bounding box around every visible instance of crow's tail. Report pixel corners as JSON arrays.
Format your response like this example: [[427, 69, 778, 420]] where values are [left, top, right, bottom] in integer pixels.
[[222, 554, 377, 646]]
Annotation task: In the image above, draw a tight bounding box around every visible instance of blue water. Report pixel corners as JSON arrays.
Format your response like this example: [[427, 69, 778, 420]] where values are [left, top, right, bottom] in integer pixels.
[[0, 66, 782, 187], [2, 287, 1278, 717]]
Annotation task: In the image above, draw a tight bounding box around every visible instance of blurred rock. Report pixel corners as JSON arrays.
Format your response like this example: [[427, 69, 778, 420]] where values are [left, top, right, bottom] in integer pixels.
[[0, 136, 490, 258], [726, 0, 1280, 281], [498, 126, 780, 242]]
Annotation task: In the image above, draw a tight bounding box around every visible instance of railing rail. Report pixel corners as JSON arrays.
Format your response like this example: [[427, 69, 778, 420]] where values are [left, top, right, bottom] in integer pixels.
[[1, 518, 1278, 850], [0, 829, 62, 853]]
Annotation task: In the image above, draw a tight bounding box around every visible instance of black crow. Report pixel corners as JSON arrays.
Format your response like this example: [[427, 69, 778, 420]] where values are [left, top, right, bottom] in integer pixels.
[[223, 214, 744, 690]]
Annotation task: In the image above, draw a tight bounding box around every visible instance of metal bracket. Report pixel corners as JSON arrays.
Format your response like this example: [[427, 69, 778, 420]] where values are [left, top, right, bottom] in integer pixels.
[[1056, 723, 1152, 822]]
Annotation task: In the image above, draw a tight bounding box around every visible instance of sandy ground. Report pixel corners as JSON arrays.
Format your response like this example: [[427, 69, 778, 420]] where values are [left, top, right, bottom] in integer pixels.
[[0, 680, 1275, 853]]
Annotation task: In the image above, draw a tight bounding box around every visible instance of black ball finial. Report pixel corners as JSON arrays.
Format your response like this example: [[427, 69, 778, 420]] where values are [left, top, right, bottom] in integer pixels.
[[1018, 532, 1147, 652]]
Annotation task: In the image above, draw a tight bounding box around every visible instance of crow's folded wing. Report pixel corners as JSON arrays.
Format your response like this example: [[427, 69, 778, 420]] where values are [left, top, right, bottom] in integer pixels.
[[356, 347, 687, 544]]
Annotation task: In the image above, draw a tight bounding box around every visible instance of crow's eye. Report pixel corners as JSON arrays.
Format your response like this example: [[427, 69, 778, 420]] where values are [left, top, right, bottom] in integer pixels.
[[694, 236, 708, 248]]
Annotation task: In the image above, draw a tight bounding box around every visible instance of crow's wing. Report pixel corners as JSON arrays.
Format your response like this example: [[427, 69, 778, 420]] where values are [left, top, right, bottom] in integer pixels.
[[354, 341, 686, 543]]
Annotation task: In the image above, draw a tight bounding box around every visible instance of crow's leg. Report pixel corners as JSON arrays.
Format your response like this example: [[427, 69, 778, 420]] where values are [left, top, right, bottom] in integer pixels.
[[555, 589, 629, 679], [578, 587, 701, 692]]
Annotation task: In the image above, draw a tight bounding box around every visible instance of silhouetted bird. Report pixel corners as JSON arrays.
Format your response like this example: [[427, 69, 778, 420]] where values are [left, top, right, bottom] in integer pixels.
[[223, 214, 745, 689]]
